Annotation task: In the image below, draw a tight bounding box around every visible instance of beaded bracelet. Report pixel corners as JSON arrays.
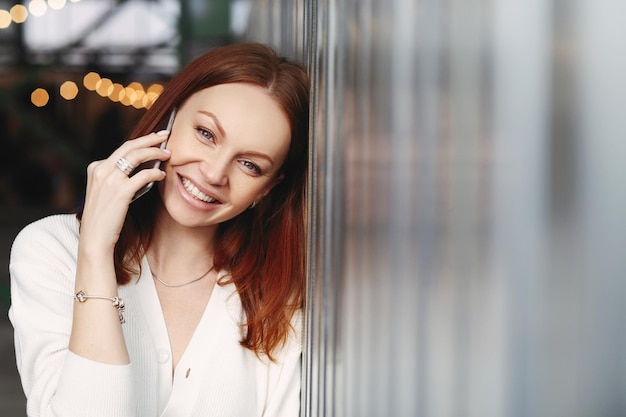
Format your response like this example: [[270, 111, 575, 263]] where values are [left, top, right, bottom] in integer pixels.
[[74, 290, 126, 324]]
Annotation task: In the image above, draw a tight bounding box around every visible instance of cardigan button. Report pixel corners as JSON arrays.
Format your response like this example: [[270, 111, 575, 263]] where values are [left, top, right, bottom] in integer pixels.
[[157, 349, 170, 364]]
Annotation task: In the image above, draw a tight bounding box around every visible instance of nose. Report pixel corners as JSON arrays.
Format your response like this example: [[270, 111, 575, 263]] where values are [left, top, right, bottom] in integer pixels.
[[199, 152, 229, 186]]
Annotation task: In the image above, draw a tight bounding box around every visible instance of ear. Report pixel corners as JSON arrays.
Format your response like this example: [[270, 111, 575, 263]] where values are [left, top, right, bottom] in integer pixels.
[[256, 173, 284, 201]]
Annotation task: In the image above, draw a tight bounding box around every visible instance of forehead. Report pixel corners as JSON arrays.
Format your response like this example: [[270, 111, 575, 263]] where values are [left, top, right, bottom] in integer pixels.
[[186, 83, 289, 131], [184, 83, 285, 123], [182, 82, 292, 159]]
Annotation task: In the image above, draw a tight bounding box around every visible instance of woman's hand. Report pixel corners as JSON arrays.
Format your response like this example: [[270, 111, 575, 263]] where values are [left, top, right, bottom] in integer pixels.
[[68, 132, 171, 365], [79, 131, 171, 256]]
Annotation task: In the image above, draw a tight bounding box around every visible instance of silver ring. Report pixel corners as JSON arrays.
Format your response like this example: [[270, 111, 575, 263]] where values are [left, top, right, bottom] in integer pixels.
[[115, 157, 134, 176]]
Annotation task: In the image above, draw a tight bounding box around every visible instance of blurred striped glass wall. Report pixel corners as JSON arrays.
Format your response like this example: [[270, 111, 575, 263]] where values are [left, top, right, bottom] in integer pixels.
[[247, 1, 626, 416]]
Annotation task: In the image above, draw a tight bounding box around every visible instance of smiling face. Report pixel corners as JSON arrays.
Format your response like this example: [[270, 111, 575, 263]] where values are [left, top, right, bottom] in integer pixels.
[[157, 82, 291, 230]]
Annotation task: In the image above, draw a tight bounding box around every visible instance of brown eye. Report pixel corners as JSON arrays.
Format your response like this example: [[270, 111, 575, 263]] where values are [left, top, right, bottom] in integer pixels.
[[196, 127, 216, 143], [241, 160, 262, 175]]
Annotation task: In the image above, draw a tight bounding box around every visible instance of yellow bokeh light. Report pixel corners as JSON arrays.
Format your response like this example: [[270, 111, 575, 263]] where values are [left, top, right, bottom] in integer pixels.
[[75, 74, 153, 108], [31, 88, 50, 107], [48, 0, 67, 11], [133, 89, 145, 102], [147, 84, 164, 95], [145, 92, 159, 109], [127, 82, 144, 93], [0, 10, 12, 29], [95, 78, 113, 97], [124, 87, 138, 105], [28, 0, 47, 17], [141, 93, 152, 108], [10, 5, 28, 23], [108, 83, 124, 102], [120, 88, 133, 106], [83, 72, 100, 91], [60, 81, 78, 100]]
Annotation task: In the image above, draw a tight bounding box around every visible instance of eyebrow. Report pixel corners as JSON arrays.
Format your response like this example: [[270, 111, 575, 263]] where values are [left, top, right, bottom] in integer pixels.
[[246, 151, 275, 167], [199, 110, 226, 137], [198, 110, 275, 167]]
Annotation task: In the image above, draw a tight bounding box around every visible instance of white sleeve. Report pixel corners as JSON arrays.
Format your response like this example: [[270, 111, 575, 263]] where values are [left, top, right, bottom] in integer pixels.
[[8, 216, 136, 417], [260, 310, 303, 417]]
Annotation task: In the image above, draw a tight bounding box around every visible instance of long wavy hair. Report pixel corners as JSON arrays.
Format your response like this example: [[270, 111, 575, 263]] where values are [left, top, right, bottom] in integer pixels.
[[82, 43, 309, 359]]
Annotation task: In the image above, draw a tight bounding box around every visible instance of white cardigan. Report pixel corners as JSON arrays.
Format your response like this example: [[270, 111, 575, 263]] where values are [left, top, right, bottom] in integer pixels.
[[9, 214, 301, 417]]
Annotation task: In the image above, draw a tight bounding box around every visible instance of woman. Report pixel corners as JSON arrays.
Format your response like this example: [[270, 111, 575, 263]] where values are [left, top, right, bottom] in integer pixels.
[[9, 42, 309, 417]]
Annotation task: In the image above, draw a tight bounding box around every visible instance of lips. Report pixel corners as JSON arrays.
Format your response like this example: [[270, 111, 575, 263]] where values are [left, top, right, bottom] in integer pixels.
[[180, 175, 221, 204]]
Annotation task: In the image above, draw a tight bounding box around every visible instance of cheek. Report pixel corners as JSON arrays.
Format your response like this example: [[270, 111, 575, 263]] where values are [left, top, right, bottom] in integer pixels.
[[228, 176, 270, 201], [164, 136, 201, 168], [164, 135, 185, 160]]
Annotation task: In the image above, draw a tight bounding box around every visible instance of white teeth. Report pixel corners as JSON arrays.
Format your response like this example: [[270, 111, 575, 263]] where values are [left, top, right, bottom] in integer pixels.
[[181, 177, 217, 203]]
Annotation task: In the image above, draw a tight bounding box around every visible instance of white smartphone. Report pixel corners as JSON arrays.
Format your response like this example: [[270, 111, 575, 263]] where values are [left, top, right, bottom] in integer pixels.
[[131, 108, 177, 202]]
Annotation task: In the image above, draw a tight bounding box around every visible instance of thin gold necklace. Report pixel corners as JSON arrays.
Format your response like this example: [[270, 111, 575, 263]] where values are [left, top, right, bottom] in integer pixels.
[[152, 265, 214, 288]]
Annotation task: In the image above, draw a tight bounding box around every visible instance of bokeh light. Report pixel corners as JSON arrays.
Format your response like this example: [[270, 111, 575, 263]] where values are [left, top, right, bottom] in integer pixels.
[[59, 81, 78, 100], [47, 0, 67, 11], [108, 83, 124, 103], [120, 87, 133, 106], [28, 0, 47, 17], [0, 10, 11, 29], [0, 0, 80, 28], [31, 88, 50, 107], [10, 4, 28, 23], [147, 84, 164, 95], [127, 82, 144, 94], [49, 71, 161, 109], [95, 78, 113, 97], [83, 72, 100, 91]]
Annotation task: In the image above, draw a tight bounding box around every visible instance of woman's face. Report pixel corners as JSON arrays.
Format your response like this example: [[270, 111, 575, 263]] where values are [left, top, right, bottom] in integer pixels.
[[157, 82, 291, 229]]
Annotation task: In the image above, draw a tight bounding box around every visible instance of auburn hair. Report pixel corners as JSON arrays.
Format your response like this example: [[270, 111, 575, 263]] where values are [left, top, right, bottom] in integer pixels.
[[82, 43, 309, 359]]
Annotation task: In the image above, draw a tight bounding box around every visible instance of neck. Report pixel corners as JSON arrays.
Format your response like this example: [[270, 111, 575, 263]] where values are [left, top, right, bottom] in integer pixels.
[[147, 209, 218, 283]]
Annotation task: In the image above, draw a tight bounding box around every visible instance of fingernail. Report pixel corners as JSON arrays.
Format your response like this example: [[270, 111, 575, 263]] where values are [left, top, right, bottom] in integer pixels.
[[157, 130, 170, 136], [163, 149, 171, 154]]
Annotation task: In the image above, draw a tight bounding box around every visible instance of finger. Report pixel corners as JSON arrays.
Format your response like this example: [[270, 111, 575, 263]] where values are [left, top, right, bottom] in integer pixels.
[[126, 167, 167, 190], [116, 147, 171, 174], [86, 164, 165, 206], [109, 131, 170, 162], [86, 159, 104, 175]]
